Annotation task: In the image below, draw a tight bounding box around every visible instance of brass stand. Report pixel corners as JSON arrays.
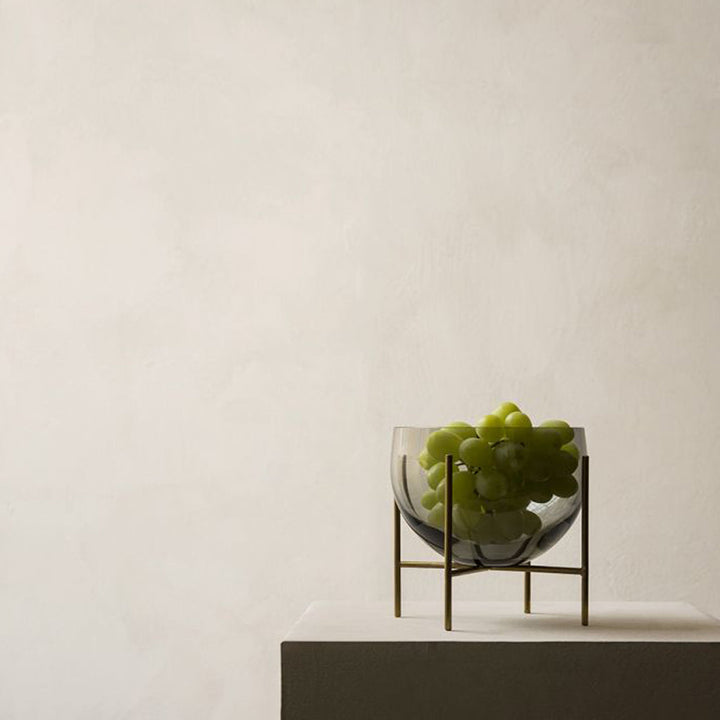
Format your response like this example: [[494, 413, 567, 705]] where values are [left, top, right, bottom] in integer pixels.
[[393, 455, 589, 631]]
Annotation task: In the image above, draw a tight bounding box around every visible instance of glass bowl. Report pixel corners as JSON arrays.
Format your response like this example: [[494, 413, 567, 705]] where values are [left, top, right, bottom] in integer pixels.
[[391, 426, 587, 567]]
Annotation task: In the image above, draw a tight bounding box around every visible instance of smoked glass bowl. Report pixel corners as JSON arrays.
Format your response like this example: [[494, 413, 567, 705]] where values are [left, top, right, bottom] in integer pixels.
[[391, 426, 587, 567]]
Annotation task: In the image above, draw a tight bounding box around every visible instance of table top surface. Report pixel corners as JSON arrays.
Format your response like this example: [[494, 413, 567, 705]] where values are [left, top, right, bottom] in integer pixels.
[[284, 601, 720, 643]]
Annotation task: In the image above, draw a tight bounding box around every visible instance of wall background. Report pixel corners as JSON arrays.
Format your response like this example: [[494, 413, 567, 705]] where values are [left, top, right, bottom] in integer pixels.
[[2, 1, 719, 717]]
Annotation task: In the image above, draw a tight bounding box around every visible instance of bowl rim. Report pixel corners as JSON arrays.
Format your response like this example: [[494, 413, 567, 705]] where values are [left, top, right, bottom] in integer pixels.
[[392, 425, 587, 431]]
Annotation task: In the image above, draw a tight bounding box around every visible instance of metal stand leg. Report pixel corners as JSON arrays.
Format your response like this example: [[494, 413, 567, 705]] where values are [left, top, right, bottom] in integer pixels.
[[524, 563, 531, 614], [581, 455, 589, 626], [394, 500, 401, 618], [444, 455, 454, 631]]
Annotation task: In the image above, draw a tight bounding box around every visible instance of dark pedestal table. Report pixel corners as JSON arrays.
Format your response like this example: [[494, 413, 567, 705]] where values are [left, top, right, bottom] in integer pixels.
[[282, 601, 720, 720]]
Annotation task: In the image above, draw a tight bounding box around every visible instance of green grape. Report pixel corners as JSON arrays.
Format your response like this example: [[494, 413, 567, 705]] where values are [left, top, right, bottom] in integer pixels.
[[478, 498, 498, 513], [557, 448, 579, 474], [528, 484, 553, 503], [561, 442, 579, 459], [421, 489, 439, 510], [426, 430, 462, 460], [539, 450, 560, 474], [443, 421, 477, 441], [493, 441, 527, 476], [456, 496, 485, 512], [458, 437, 493, 468], [505, 474, 525, 496], [539, 419, 574, 445], [427, 503, 446, 529], [551, 474, 579, 498], [426, 462, 446, 490], [522, 451, 552, 483], [475, 469, 509, 501], [471, 514, 497, 544], [495, 510, 524, 541], [541, 449, 576, 477], [521, 509, 542, 535], [504, 411, 532, 442], [418, 449, 438, 470], [453, 503, 483, 535], [451, 470, 476, 502], [491, 494, 531, 512], [517, 494, 533, 510], [475, 414, 504, 443], [492, 401, 521, 421], [528, 427, 563, 451], [451, 521, 472, 540], [437, 471, 475, 504]]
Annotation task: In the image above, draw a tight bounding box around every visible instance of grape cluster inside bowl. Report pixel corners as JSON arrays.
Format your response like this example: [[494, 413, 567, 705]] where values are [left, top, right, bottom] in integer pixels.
[[391, 412, 586, 567]]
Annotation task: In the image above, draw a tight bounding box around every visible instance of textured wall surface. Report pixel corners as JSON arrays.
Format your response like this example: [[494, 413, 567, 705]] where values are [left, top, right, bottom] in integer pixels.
[[1, 1, 719, 718]]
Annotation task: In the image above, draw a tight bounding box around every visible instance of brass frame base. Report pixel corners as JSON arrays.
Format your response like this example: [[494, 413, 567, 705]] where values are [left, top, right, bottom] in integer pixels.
[[394, 455, 589, 631]]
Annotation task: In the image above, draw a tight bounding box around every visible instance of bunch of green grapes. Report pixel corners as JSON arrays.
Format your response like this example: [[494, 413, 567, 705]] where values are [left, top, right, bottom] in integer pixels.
[[417, 402, 580, 545]]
